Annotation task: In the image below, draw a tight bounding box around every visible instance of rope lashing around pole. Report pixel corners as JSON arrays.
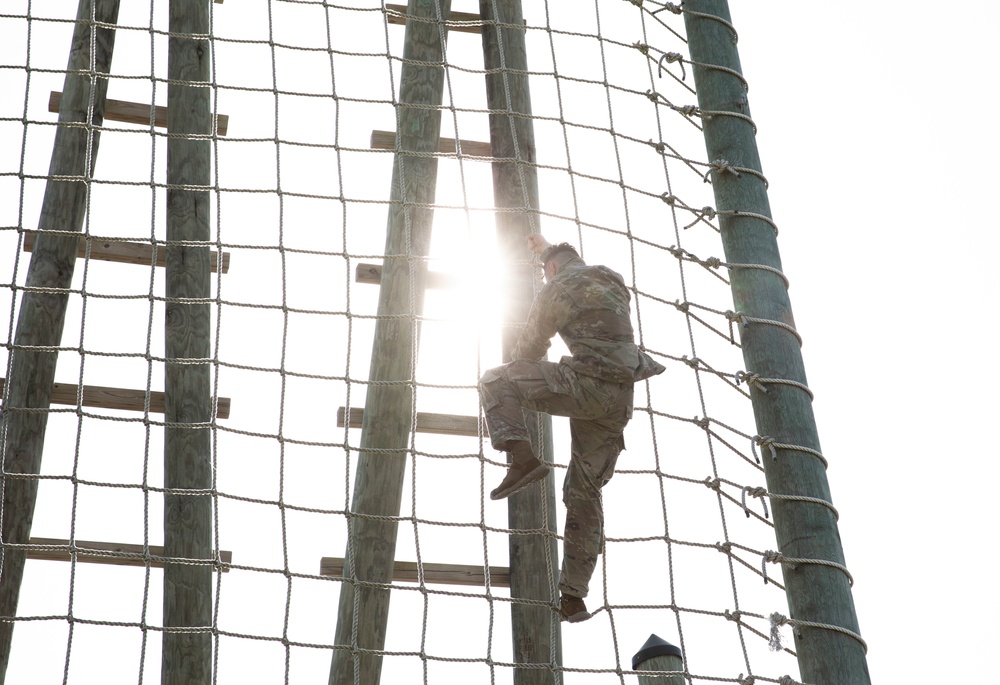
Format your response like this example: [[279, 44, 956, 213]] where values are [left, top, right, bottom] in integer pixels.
[[751, 435, 828, 469], [768, 612, 868, 654], [703, 158, 770, 189], [761, 550, 854, 587], [741, 487, 840, 521], [735, 372, 815, 402], [724, 309, 803, 347]]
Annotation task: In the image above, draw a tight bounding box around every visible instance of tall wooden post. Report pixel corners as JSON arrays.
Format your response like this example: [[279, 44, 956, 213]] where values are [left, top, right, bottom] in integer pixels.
[[480, 1, 562, 682], [682, 3, 870, 683], [328, 1, 451, 682], [0, 0, 120, 679], [162, 0, 214, 681]]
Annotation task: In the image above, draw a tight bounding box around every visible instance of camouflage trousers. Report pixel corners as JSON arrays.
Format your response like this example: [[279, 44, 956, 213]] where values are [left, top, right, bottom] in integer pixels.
[[479, 359, 633, 598]]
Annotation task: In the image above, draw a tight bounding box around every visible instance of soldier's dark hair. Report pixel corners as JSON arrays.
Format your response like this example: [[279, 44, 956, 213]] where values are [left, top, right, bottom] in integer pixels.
[[540, 242, 579, 266]]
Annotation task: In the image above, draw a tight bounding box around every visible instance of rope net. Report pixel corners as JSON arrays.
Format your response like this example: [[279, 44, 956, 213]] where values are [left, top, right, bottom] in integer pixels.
[[1, 0, 813, 682]]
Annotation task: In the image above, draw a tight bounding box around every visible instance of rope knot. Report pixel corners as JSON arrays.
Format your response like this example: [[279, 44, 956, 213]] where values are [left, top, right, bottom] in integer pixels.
[[693, 416, 710, 430], [681, 355, 701, 369], [737, 675, 756, 685], [661, 192, 677, 206], [700, 206, 717, 220], [645, 89, 661, 103], [663, 51, 683, 63], [704, 477, 721, 491], [724, 310, 748, 327], [632, 41, 650, 55], [704, 158, 741, 183], [657, 52, 687, 80], [778, 676, 803, 685], [674, 299, 690, 313], [662, 2, 683, 14], [704, 256, 722, 269], [651, 140, 666, 154], [724, 609, 742, 622], [752, 435, 778, 462], [715, 541, 732, 553], [741, 485, 770, 519], [680, 104, 698, 116], [735, 371, 767, 395]]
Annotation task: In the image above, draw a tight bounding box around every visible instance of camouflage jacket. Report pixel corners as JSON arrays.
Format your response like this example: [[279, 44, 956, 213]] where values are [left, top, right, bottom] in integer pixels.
[[510, 256, 666, 384]]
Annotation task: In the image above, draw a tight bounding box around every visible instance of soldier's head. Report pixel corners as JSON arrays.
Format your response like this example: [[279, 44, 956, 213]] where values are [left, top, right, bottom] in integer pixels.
[[540, 242, 580, 282]]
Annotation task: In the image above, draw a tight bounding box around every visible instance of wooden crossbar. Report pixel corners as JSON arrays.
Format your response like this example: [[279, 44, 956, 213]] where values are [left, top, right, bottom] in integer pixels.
[[337, 406, 479, 437], [49, 91, 229, 136], [354, 262, 457, 289], [0, 379, 231, 420], [26, 537, 232, 571], [22, 232, 231, 274], [370, 129, 492, 157], [320, 557, 510, 588], [385, 4, 486, 34]]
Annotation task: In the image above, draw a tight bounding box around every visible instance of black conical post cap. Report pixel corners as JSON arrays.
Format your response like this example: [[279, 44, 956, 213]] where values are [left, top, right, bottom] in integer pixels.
[[632, 633, 683, 670]]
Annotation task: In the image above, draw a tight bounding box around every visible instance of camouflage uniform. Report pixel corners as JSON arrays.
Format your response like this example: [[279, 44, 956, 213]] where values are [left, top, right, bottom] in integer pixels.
[[479, 255, 664, 598]]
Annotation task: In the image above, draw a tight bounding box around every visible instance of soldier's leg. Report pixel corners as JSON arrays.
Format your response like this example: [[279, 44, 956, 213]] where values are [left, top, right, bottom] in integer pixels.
[[559, 385, 633, 601], [558, 427, 622, 599]]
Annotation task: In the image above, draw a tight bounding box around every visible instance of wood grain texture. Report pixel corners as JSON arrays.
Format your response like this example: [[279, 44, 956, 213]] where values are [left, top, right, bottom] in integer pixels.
[[27, 537, 232, 571], [0, 378, 231, 419], [49, 90, 229, 135], [480, 1, 563, 681], [162, 0, 214, 681], [329, 2, 451, 683], [0, 1, 121, 678], [337, 406, 479, 437], [22, 231, 230, 273], [370, 129, 492, 157], [321, 557, 510, 588]]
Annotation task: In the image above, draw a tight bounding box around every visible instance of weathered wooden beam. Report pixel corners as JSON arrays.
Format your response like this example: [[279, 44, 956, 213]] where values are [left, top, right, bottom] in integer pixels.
[[321, 557, 510, 588], [49, 91, 229, 136], [370, 129, 492, 157], [386, 3, 483, 34], [22, 232, 230, 274], [480, 1, 561, 682], [27, 537, 232, 571], [354, 262, 456, 288], [0, 1, 121, 678], [329, 1, 451, 682], [337, 406, 478, 437], [0, 378, 231, 420], [163, 0, 214, 681]]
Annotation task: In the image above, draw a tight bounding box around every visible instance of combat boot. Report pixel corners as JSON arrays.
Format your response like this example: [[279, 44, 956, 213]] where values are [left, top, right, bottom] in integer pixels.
[[559, 593, 591, 623], [490, 440, 549, 500]]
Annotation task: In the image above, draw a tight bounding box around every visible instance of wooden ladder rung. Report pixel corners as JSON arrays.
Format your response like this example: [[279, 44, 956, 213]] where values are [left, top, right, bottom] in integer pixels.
[[337, 406, 479, 437], [320, 557, 509, 588], [370, 130, 492, 157], [385, 4, 487, 35], [22, 232, 231, 274], [0, 378, 231, 420], [49, 91, 230, 136], [27, 537, 232, 571], [354, 262, 457, 289]]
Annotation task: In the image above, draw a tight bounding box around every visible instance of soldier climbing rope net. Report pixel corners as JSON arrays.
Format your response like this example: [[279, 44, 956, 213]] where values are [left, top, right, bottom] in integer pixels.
[[0, 0, 836, 683]]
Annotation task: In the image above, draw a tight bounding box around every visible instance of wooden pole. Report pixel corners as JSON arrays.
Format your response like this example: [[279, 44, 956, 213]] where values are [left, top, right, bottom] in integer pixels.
[[681, 3, 870, 683], [632, 634, 683, 685], [328, 1, 451, 682], [480, 1, 562, 682], [0, 0, 120, 679], [162, 0, 214, 681]]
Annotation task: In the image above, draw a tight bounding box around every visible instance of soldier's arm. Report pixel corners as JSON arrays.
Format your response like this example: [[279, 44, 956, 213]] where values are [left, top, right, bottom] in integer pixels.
[[510, 285, 569, 361]]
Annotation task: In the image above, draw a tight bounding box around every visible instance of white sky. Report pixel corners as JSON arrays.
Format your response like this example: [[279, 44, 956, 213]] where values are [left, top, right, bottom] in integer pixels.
[[0, 1, 997, 683], [732, 3, 1000, 683]]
